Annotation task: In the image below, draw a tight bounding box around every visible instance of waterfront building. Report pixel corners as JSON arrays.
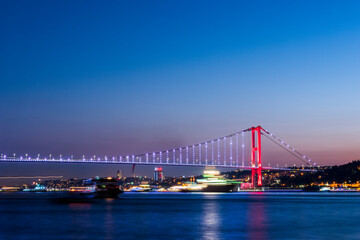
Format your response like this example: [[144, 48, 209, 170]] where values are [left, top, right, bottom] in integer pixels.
[[154, 167, 164, 181]]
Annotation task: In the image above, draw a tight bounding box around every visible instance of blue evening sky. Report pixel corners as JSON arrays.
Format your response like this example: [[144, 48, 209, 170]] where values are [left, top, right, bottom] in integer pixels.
[[1, 1, 360, 181]]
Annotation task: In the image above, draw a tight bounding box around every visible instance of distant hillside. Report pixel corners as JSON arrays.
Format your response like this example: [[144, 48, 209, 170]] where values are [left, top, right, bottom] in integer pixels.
[[281, 160, 360, 186]]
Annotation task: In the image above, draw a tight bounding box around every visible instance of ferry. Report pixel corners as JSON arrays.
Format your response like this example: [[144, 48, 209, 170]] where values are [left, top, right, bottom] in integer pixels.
[[172, 169, 241, 193], [196, 169, 241, 192]]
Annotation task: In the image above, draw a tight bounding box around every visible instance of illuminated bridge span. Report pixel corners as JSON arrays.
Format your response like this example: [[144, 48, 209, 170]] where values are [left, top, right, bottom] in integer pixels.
[[0, 126, 317, 187]]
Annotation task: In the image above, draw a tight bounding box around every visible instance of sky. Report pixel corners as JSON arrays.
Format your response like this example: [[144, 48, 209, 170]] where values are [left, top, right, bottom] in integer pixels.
[[1, 1, 360, 184]]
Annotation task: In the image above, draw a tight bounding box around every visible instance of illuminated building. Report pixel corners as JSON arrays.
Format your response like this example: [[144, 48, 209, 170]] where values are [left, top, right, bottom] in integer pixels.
[[154, 167, 164, 181]]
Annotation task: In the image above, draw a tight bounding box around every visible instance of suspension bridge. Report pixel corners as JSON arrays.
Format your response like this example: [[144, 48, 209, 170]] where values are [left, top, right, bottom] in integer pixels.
[[0, 125, 317, 188]]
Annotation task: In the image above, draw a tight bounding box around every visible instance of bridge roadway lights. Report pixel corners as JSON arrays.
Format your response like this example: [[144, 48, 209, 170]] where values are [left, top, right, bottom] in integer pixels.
[[250, 126, 262, 188], [0, 124, 314, 187]]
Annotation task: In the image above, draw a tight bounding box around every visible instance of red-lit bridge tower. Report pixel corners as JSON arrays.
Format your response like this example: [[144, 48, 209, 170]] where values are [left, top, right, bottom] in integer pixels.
[[250, 126, 262, 188]]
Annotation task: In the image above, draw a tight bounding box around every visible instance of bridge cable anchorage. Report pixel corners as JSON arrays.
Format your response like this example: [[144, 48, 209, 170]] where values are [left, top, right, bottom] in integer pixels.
[[260, 131, 317, 168]]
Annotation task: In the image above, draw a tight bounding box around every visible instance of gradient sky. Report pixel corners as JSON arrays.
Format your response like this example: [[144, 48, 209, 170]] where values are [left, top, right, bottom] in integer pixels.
[[1, 1, 360, 183]]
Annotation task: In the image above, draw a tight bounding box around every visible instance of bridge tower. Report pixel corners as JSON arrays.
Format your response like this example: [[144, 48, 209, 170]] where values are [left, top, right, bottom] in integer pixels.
[[251, 126, 262, 188]]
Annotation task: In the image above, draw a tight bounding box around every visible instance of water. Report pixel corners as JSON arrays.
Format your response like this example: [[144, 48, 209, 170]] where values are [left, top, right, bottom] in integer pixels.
[[0, 192, 360, 240]]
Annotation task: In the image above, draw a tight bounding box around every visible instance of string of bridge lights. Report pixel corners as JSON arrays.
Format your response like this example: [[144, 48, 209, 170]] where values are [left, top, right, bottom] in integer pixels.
[[0, 130, 248, 167], [0, 126, 317, 169], [261, 128, 317, 167]]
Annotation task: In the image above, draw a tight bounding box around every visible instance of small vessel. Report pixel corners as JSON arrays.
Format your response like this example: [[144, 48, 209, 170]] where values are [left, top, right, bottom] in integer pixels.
[[129, 187, 147, 192], [128, 181, 152, 192], [23, 184, 47, 192], [55, 177, 123, 203], [55, 186, 96, 203], [303, 185, 320, 192], [84, 177, 124, 198], [168, 185, 186, 192], [320, 187, 331, 192]]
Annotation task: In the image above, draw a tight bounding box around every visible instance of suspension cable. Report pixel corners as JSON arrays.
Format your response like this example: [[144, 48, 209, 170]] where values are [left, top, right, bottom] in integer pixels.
[[261, 133, 310, 166]]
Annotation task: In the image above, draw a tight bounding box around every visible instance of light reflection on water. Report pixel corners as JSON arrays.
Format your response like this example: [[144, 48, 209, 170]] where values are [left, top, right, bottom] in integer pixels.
[[1, 192, 360, 240], [247, 200, 267, 240], [105, 203, 115, 240], [202, 200, 220, 240]]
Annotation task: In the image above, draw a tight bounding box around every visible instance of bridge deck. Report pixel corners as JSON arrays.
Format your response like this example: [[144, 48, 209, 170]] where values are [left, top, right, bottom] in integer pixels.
[[0, 158, 317, 172]]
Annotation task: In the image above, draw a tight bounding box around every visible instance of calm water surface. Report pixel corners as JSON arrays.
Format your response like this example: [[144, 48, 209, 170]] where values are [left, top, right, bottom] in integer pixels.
[[0, 192, 360, 240]]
